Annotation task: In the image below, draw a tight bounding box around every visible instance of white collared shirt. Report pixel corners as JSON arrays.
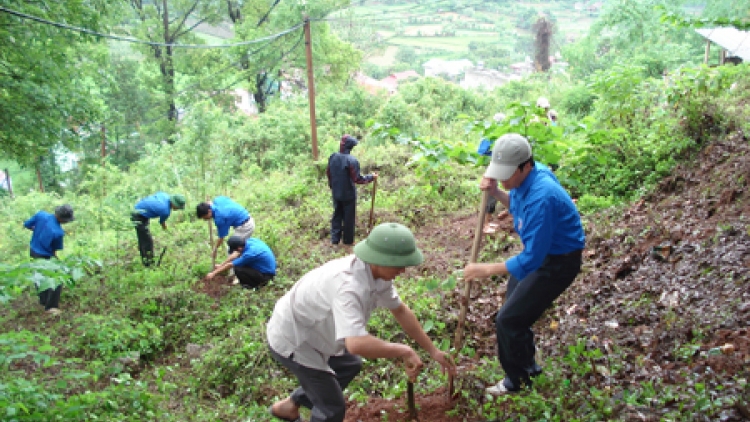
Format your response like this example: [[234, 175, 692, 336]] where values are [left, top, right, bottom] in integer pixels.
[[266, 255, 402, 372]]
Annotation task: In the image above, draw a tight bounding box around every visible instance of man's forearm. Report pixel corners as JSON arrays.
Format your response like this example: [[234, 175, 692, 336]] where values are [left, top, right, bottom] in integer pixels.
[[345, 334, 411, 359], [392, 305, 439, 356], [492, 189, 510, 208]]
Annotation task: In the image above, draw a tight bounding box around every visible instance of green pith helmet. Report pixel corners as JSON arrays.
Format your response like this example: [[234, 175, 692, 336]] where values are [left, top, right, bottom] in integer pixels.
[[354, 222, 424, 267], [170, 194, 186, 209]]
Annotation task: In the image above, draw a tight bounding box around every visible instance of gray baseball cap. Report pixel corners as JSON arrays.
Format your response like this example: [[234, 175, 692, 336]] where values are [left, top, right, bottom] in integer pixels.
[[484, 134, 532, 181]]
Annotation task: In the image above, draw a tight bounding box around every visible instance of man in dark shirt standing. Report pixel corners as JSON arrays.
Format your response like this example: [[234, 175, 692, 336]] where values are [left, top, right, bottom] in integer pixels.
[[326, 135, 377, 248], [23, 204, 75, 315]]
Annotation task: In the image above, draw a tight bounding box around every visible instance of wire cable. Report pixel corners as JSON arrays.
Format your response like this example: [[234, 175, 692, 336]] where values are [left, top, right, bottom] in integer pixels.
[[257, 0, 283, 27], [0, 5, 303, 49], [174, 35, 287, 97], [213, 31, 305, 95]]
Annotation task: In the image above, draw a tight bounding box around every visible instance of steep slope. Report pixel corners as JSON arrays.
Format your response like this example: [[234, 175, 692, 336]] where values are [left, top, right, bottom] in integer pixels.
[[345, 130, 750, 421]]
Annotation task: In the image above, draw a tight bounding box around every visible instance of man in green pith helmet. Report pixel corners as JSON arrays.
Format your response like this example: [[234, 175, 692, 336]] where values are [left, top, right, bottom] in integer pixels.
[[131, 192, 186, 266], [266, 222, 456, 422]]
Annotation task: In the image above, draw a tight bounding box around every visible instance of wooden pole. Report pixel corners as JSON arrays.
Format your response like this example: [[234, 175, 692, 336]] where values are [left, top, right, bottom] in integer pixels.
[[36, 162, 44, 193], [101, 124, 107, 197], [448, 190, 489, 397], [704, 40, 710, 64], [209, 221, 215, 268], [368, 177, 378, 233], [303, 17, 319, 161]]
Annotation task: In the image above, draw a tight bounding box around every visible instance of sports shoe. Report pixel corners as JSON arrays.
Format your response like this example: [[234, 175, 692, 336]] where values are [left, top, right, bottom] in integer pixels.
[[46, 308, 62, 316], [485, 381, 517, 396]]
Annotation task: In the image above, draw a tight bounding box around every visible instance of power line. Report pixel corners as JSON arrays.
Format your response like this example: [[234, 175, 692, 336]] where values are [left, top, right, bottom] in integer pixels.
[[257, 0, 283, 27], [175, 31, 295, 97], [0, 5, 303, 49], [214, 31, 305, 95]]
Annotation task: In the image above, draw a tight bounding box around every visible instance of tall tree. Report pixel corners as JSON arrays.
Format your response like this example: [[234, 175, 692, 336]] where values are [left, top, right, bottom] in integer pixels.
[[226, 0, 361, 113], [0, 1, 112, 164], [126, 0, 226, 139], [533, 17, 553, 72]]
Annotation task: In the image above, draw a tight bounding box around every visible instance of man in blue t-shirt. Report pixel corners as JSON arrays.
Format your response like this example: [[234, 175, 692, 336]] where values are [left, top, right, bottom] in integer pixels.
[[132, 192, 186, 266], [23, 204, 75, 314], [196, 196, 255, 264], [462, 134, 586, 395], [206, 236, 275, 289]]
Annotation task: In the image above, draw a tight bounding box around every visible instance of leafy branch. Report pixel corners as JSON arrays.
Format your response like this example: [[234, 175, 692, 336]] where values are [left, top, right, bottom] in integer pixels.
[[657, 6, 750, 31], [0, 255, 100, 304]]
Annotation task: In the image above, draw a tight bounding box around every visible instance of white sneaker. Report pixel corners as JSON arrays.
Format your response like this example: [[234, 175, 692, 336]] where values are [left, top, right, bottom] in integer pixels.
[[485, 381, 515, 396]]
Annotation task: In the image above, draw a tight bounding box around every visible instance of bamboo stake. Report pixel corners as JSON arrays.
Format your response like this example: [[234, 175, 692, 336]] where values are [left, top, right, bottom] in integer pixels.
[[448, 190, 489, 398], [368, 177, 378, 233]]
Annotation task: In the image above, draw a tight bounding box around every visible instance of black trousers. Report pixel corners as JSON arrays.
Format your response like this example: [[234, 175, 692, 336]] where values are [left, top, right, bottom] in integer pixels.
[[269, 346, 362, 422], [495, 251, 582, 390], [131, 213, 154, 266], [30, 252, 62, 310], [330, 199, 356, 245], [234, 266, 273, 290]]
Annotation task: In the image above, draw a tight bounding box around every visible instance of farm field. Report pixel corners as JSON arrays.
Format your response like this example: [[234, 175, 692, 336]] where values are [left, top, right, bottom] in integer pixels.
[[330, 0, 598, 70]]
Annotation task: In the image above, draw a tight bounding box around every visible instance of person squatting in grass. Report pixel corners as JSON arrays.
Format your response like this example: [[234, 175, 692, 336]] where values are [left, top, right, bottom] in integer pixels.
[[131, 192, 186, 266], [196, 196, 255, 264], [267, 223, 456, 422], [326, 134, 377, 249], [205, 236, 276, 289], [23, 204, 76, 315], [462, 134, 585, 395]]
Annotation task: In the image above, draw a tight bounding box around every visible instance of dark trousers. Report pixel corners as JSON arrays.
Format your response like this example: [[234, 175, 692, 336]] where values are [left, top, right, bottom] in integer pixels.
[[330, 199, 356, 245], [495, 251, 582, 390], [234, 266, 273, 289], [30, 252, 62, 310], [269, 346, 362, 422], [131, 213, 154, 266]]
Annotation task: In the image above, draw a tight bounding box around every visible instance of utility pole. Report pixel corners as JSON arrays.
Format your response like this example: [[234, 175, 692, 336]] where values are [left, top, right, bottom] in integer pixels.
[[303, 17, 319, 161], [101, 124, 107, 197], [36, 164, 44, 192]]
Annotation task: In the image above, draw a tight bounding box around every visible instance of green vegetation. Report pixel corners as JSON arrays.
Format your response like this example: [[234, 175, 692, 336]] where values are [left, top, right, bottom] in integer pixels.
[[1, 0, 749, 420]]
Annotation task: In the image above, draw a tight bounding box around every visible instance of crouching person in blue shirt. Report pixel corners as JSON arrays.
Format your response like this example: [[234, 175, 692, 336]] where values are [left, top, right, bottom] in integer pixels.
[[206, 236, 275, 289], [23, 204, 75, 315], [462, 134, 585, 395]]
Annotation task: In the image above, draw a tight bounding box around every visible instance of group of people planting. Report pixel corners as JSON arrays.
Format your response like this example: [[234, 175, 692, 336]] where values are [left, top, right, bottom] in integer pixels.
[[266, 133, 584, 422], [24, 130, 584, 422]]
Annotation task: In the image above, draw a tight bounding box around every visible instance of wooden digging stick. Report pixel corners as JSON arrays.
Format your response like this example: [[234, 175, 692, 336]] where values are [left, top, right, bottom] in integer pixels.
[[208, 220, 215, 268], [448, 190, 489, 398], [407, 380, 418, 421], [368, 177, 378, 233]]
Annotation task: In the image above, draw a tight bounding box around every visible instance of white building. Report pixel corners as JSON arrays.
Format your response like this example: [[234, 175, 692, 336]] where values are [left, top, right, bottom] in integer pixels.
[[422, 58, 474, 79]]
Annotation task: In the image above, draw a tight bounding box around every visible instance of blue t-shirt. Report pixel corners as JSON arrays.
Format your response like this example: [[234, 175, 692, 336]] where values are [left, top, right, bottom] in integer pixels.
[[211, 196, 250, 239], [505, 163, 585, 281], [134, 192, 172, 224], [24, 211, 65, 258], [233, 238, 276, 275]]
